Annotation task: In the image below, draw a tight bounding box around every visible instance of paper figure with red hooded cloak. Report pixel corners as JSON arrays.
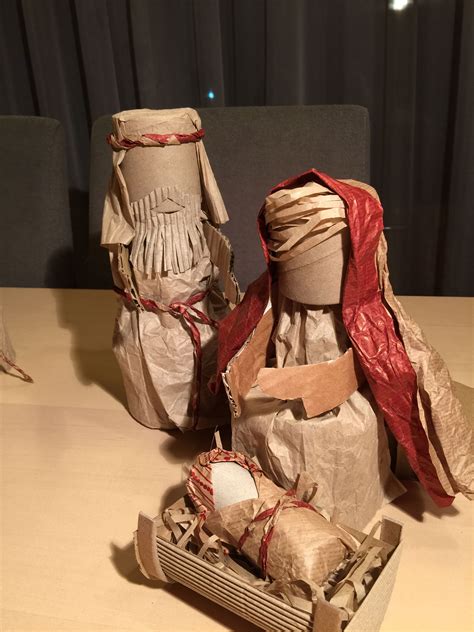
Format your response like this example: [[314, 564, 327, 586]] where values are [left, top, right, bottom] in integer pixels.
[[215, 170, 473, 528]]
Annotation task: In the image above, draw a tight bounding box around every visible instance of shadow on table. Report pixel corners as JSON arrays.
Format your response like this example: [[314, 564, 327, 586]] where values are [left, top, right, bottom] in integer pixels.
[[110, 540, 158, 587], [158, 480, 187, 513], [391, 480, 460, 522], [164, 582, 259, 631], [392, 381, 472, 522], [52, 288, 126, 405], [110, 540, 258, 631], [158, 424, 232, 463]]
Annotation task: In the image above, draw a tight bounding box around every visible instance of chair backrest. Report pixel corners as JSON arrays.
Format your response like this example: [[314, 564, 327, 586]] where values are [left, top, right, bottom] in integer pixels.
[[82, 115, 116, 288], [86, 106, 370, 290], [0, 116, 74, 287]]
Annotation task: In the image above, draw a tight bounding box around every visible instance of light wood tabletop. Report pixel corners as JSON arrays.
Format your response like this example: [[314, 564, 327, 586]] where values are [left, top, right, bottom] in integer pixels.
[[1, 288, 473, 632]]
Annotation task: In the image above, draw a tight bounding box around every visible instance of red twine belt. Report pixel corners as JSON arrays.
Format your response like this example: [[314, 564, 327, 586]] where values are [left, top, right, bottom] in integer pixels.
[[238, 489, 318, 577], [114, 286, 218, 430], [107, 129, 205, 150]]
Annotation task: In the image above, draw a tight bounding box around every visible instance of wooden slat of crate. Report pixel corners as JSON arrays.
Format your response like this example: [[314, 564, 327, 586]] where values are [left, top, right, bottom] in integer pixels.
[[157, 536, 313, 632]]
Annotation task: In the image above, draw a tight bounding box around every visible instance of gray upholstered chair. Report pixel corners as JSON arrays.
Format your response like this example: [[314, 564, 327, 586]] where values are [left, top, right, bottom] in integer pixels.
[[81, 116, 116, 288], [0, 116, 74, 288], [85, 106, 370, 290]]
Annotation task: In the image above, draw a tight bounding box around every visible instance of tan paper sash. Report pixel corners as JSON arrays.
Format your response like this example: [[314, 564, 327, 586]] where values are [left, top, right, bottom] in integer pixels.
[[257, 348, 365, 418], [226, 310, 365, 419]]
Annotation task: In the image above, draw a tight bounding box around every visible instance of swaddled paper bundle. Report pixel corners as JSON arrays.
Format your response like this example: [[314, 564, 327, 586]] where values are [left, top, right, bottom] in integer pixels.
[[102, 108, 240, 431], [218, 170, 473, 525], [187, 447, 357, 594]]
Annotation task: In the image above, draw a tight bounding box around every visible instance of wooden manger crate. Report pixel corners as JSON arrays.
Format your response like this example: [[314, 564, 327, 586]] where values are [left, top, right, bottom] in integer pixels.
[[135, 506, 402, 632]]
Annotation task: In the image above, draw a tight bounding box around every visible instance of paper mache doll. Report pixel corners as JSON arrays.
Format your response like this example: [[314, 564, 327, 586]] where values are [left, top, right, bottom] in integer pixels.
[[216, 170, 473, 527], [102, 108, 239, 431]]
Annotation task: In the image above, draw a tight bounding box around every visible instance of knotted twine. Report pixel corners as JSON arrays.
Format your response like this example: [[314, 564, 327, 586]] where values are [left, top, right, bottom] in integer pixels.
[[107, 128, 205, 150], [238, 488, 318, 577]]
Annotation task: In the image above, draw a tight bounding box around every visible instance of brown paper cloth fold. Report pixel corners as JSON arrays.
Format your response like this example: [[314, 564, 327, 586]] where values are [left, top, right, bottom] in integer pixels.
[[345, 179, 474, 499], [101, 108, 240, 430], [377, 242, 473, 497]]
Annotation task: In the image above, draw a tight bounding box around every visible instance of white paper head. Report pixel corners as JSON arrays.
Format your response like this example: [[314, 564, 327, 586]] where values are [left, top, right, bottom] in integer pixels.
[[212, 461, 258, 510]]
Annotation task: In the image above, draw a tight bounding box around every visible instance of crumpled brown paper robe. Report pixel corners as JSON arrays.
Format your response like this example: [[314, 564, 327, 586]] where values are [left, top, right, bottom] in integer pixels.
[[101, 108, 239, 430], [376, 237, 474, 497], [232, 301, 405, 529]]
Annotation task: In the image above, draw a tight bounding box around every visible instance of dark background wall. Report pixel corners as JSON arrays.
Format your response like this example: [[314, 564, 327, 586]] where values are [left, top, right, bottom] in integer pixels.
[[1, 0, 473, 295]]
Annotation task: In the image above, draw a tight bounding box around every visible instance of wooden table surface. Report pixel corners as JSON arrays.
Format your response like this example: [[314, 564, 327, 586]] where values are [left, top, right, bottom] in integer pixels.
[[1, 288, 473, 632]]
